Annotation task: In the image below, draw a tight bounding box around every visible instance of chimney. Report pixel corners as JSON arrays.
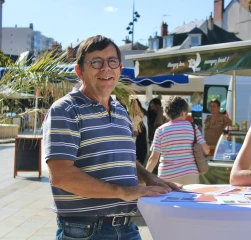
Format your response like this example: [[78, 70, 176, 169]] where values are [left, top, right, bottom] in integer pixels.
[[240, 0, 250, 11], [161, 22, 168, 36], [67, 46, 74, 61], [208, 12, 214, 30], [29, 23, 33, 30], [214, 0, 224, 28], [51, 41, 62, 51]]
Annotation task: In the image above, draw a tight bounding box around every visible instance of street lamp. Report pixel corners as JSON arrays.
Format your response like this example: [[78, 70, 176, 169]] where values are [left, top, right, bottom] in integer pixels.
[[126, 0, 140, 50]]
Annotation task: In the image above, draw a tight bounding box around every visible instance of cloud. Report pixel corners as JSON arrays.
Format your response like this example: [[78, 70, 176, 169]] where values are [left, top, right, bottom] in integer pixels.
[[104, 6, 118, 12]]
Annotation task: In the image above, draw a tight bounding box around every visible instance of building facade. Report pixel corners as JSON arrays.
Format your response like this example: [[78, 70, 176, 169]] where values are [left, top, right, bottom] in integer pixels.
[[2, 23, 54, 56], [215, 0, 251, 40]]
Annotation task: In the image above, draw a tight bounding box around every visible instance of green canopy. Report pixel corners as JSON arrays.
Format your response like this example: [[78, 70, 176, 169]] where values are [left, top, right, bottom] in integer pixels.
[[126, 40, 251, 77]]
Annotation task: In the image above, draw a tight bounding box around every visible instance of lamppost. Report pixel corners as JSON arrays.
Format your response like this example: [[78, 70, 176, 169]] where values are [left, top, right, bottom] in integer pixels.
[[0, 0, 5, 50], [126, 0, 140, 50]]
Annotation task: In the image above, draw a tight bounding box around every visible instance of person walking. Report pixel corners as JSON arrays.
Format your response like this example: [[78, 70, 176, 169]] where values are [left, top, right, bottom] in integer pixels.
[[146, 96, 209, 184], [149, 98, 167, 133], [42, 35, 180, 240], [130, 98, 148, 166]]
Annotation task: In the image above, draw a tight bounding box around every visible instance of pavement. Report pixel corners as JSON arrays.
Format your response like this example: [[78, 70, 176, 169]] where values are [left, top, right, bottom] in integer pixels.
[[0, 133, 153, 240]]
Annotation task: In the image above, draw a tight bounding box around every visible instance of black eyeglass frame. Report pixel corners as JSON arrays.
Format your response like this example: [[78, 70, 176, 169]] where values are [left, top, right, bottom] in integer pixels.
[[84, 57, 121, 69]]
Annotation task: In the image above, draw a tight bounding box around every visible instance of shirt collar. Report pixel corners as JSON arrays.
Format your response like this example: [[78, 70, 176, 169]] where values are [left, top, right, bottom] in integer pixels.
[[68, 87, 117, 107]]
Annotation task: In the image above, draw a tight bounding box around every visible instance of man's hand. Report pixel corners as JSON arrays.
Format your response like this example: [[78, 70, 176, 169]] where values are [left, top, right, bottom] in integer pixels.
[[136, 161, 182, 192], [145, 174, 182, 191], [120, 185, 170, 202]]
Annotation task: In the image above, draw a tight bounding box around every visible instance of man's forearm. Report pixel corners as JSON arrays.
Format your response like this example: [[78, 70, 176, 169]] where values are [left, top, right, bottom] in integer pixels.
[[136, 161, 153, 185], [230, 170, 251, 186], [48, 161, 124, 199]]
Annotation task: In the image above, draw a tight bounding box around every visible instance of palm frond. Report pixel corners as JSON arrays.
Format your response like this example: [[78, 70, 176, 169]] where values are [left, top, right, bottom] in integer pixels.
[[0, 50, 135, 119]]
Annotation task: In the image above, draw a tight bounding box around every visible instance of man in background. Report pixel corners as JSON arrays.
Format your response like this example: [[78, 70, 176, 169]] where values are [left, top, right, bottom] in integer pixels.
[[204, 98, 232, 146], [149, 98, 167, 137]]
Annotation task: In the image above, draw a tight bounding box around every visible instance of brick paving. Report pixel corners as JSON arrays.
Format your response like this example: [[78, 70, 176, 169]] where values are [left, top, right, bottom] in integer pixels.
[[0, 138, 153, 240]]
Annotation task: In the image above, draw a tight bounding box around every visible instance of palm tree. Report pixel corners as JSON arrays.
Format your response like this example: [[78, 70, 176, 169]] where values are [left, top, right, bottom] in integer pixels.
[[0, 50, 134, 131]]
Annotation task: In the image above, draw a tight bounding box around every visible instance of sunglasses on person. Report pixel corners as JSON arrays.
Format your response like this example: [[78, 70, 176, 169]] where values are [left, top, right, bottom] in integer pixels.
[[84, 57, 121, 69]]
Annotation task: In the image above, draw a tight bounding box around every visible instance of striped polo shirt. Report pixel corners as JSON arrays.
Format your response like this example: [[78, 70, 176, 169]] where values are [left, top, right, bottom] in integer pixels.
[[43, 88, 138, 217], [151, 120, 205, 180]]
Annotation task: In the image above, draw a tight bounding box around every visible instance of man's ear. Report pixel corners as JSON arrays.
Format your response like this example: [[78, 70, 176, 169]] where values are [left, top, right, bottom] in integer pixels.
[[119, 62, 123, 73], [75, 64, 83, 78]]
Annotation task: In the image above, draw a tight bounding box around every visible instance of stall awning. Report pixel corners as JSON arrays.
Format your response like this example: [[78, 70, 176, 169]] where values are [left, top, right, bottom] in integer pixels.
[[125, 40, 251, 77], [120, 67, 188, 88]]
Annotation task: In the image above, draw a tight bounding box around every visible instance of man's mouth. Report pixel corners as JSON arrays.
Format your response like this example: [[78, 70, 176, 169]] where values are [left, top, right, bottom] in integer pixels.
[[98, 77, 113, 80]]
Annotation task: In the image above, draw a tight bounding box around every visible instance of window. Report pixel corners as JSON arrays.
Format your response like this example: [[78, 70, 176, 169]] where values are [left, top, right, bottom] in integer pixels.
[[163, 36, 173, 48], [203, 85, 228, 113], [190, 35, 201, 46], [151, 39, 159, 50]]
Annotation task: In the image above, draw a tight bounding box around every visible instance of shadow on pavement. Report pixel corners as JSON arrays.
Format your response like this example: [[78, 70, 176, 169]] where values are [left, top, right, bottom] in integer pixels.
[[0, 144, 15, 150], [16, 176, 50, 182]]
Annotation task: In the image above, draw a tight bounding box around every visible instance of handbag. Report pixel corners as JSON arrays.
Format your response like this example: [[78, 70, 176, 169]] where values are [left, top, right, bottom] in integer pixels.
[[191, 122, 209, 175]]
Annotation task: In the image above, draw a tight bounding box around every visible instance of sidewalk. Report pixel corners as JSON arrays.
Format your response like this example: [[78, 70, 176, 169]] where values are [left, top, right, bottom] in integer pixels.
[[0, 138, 153, 240]]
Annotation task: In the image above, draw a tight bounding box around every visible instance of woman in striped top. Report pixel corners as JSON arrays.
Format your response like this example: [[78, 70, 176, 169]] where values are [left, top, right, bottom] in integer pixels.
[[146, 96, 209, 185]]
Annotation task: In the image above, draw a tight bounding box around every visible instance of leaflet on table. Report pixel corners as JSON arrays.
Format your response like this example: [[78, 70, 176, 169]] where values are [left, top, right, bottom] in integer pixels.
[[161, 192, 206, 202], [183, 185, 251, 195], [215, 194, 251, 204], [182, 185, 238, 195], [161, 187, 251, 203]]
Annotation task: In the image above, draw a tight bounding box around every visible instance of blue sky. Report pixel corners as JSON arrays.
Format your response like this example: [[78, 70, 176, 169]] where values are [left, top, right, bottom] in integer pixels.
[[3, 0, 232, 47]]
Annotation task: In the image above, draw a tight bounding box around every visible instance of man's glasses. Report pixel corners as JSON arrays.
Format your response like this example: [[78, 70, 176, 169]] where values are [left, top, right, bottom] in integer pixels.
[[84, 57, 121, 69]]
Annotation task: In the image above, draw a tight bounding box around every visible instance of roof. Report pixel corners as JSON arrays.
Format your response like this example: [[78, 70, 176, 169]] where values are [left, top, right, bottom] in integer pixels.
[[119, 42, 148, 51], [148, 20, 241, 53], [170, 20, 205, 34], [204, 24, 241, 44], [189, 27, 204, 34]]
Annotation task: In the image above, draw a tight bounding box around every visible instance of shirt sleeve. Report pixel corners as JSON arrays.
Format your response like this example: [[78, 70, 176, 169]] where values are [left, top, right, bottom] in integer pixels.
[[150, 128, 161, 153], [42, 100, 81, 162], [223, 115, 232, 127]]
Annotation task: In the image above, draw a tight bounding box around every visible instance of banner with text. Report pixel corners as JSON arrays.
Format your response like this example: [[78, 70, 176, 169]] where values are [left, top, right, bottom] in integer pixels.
[[135, 46, 251, 78]]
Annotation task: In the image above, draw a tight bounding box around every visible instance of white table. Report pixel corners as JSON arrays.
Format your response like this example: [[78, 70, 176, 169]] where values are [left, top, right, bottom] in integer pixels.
[[138, 185, 251, 240]]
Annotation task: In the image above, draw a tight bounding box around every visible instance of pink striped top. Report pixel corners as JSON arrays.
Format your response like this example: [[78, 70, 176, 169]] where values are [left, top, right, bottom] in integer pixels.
[[151, 120, 205, 180]]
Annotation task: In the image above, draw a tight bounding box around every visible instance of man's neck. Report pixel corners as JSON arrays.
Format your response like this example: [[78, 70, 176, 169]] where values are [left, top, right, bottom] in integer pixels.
[[80, 87, 110, 111]]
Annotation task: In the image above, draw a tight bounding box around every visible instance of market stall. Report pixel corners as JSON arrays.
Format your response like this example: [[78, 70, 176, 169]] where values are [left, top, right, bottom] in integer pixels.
[[126, 40, 251, 184]]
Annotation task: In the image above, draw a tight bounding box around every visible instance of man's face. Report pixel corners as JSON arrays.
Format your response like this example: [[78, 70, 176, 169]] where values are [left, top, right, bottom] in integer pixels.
[[150, 103, 158, 112], [209, 102, 220, 115], [76, 44, 122, 99]]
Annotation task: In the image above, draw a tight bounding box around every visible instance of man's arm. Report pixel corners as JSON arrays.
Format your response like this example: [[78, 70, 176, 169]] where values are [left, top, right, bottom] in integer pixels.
[[230, 127, 251, 185], [48, 159, 170, 202], [136, 161, 181, 191], [224, 115, 232, 127]]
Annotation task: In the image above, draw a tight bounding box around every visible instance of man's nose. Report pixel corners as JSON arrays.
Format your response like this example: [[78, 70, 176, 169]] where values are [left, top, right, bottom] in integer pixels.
[[101, 60, 111, 70]]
